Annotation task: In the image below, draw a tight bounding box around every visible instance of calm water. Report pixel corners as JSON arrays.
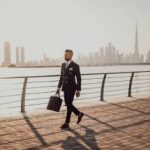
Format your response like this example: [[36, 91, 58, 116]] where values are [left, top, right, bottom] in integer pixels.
[[0, 65, 150, 77], [0, 65, 150, 117]]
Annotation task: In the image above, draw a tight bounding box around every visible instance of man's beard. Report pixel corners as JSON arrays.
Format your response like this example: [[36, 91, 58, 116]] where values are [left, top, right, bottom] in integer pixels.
[[65, 57, 70, 61]]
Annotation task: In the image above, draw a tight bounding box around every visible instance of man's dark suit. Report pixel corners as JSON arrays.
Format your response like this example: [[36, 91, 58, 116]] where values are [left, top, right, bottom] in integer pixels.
[[58, 61, 81, 123]]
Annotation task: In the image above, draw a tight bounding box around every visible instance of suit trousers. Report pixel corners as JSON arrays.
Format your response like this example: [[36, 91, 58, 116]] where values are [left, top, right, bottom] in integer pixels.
[[64, 90, 80, 123]]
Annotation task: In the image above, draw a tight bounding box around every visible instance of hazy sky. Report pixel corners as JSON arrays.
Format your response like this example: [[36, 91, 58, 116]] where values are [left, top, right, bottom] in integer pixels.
[[0, 0, 150, 62]]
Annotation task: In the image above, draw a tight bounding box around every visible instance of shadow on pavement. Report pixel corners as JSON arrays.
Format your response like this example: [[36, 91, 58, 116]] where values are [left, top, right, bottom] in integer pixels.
[[61, 125, 101, 150], [22, 112, 48, 147]]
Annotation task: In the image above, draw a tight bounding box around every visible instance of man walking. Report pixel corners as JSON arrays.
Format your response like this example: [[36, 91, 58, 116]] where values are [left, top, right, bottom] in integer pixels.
[[56, 49, 84, 129]]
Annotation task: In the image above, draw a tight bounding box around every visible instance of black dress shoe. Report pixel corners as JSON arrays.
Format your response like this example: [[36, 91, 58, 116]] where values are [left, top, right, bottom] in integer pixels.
[[77, 112, 84, 124], [60, 123, 70, 129]]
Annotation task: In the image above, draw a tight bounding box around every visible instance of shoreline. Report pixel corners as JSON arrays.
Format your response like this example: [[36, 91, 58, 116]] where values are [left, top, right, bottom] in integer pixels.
[[0, 63, 150, 68]]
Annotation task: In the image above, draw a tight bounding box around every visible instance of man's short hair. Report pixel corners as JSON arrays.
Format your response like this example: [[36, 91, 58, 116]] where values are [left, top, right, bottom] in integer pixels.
[[65, 49, 73, 55]]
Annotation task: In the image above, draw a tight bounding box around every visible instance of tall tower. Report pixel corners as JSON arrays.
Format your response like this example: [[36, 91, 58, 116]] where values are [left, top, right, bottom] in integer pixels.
[[134, 23, 139, 58], [21, 47, 25, 65], [16, 47, 20, 66], [3, 41, 11, 66]]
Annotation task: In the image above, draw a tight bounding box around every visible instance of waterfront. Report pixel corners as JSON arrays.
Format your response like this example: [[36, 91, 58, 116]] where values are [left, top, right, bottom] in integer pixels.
[[0, 65, 150, 117]]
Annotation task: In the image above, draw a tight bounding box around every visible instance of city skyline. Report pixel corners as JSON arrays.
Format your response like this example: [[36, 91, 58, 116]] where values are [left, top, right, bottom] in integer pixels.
[[1, 23, 150, 67], [0, 0, 150, 63]]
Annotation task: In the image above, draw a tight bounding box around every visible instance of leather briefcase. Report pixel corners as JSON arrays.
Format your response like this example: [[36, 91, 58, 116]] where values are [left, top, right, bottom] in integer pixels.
[[47, 95, 62, 112]]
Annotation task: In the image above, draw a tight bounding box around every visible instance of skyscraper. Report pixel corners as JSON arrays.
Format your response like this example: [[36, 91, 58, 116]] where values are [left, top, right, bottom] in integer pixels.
[[21, 47, 25, 65], [135, 23, 139, 55], [15, 46, 25, 66], [16, 47, 20, 66], [3, 41, 11, 66], [134, 23, 140, 62]]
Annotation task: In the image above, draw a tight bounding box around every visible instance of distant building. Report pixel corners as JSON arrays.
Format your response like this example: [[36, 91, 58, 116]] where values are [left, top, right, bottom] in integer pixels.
[[16, 47, 20, 66], [3, 41, 11, 67], [16, 47, 25, 66], [132, 23, 144, 63], [21, 47, 25, 66], [146, 49, 150, 63], [134, 23, 140, 62]]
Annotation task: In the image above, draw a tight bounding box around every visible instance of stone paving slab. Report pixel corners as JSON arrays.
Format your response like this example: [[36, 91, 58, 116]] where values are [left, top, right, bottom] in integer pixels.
[[0, 98, 150, 150]]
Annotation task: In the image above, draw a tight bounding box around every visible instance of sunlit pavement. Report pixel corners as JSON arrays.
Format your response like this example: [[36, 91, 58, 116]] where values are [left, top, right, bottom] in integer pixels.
[[0, 98, 150, 150]]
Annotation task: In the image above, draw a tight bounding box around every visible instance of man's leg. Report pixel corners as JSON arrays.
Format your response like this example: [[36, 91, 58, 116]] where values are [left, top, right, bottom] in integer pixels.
[[65, 91, 85, 123], [60, 91, 84, 129], [64, 91, 80, 123], [60, 91, 71, 129]]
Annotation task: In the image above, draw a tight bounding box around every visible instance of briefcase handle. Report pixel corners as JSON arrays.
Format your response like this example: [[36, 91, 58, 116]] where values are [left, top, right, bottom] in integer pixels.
[[54, 92, 60, 98]]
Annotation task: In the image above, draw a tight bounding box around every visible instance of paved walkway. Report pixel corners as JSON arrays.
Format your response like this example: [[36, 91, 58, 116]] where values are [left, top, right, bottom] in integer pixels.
[[0, 98, 150, 150]]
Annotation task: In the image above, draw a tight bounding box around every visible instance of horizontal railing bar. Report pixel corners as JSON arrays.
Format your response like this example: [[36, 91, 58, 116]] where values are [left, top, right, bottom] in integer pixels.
[[26, 94, 65, 101], [105, 84, 129, 88], [1, 70, 150, 79], [0, 90, 56, 96], [82, 86, 101, 90], [3, 101, 83, 109], [106, 80, 129, 83], [104, 92, 127, 97], [27, 80, 59, 83], [0, 99, 20, 105], [83, 82, 101, 85], [133, 78, 150, 81], [0, 100, 20, 105], [25, 102, 47, 107], [26, 100, 110, 107], [28, 85, 57, 88], [26, 90, 100, 96], [0, 82, 23, 85], [132, 85, 150, 89], [2, 105, 21, 109], [132, 82, 150, 85], [26, 91, 50, 95], [75, 96, 100, 101], [0, 108, 19, 111], [132, 90, 150, 93], [81, 71, 150, 75], [0, 94, 22, 98], [132, 88, 150, 91], [0, 88, 22, 92], [27, 78, 102, 85], [134, 75, 150, 77], [134, 74, 150, 77], [26, 97, 50, 101], [0, 75, 60, 79], [26, 92, 99, 101], [82, 77, 102, 80], [105, 88, 128, 92], [80, 91, 100, 95], [27, 85, 53, 89], [106, 76, 130, 79]]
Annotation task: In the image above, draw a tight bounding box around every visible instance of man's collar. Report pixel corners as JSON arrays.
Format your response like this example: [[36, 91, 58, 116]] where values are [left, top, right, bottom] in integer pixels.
[[65, 60, 72, 65]]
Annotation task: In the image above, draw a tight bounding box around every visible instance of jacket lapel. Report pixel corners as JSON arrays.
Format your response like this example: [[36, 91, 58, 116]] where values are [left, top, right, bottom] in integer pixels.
[[65, 61, 73, 74]]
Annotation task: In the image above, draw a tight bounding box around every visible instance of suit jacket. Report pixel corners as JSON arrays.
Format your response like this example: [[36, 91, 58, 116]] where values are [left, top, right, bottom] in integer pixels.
[[58, 61, 81, 91]]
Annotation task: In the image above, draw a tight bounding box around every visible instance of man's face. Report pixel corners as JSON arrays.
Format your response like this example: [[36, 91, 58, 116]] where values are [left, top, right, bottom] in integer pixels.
[[64, 52, 73, 61]]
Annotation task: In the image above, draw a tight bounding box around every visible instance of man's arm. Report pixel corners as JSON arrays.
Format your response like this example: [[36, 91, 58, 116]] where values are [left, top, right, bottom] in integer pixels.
[[75, 64, 81, 91]]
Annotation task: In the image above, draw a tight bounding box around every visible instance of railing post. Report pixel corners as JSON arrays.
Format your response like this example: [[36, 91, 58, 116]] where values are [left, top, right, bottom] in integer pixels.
[[100, 73, 107, 101], [128, 72, 134, 97], [21, 77, 28, 112]]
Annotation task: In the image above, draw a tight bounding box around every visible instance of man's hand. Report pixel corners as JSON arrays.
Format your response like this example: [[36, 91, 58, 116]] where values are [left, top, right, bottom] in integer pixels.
[[56, 88, 60, 94], [76, 91, 80, 98]]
